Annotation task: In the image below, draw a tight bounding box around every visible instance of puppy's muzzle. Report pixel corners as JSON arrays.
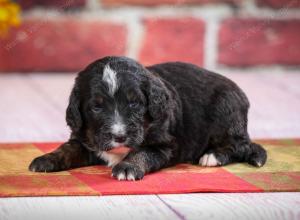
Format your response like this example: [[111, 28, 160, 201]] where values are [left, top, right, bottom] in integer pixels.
[[112, 134, 127, 143]]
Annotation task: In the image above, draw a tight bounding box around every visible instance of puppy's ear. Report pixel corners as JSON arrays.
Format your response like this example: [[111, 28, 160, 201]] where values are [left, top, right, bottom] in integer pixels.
[[147, 76, 170, 120], [144, 74, 174, 144], [66, 84, 82, 133]]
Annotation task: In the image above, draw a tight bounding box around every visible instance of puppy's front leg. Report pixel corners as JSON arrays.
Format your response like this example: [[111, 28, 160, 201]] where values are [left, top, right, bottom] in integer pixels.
[[112, 147, 172, 181], [29, 140, 100, 172]]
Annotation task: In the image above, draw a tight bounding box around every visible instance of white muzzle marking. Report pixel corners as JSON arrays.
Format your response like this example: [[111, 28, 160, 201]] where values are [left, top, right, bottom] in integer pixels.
[[111, 110, 126, 137]]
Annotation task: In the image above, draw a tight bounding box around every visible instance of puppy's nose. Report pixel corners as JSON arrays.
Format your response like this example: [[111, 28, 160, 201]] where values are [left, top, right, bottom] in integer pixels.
[[113, 134, 126, 143]]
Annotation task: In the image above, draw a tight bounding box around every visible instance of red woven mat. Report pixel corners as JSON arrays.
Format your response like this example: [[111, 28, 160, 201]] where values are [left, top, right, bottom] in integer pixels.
[[0, 139, 299, 197]]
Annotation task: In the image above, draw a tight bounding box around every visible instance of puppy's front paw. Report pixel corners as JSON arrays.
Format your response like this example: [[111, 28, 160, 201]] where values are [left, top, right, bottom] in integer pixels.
[[29, 155, 58, 172], [112, 162, 144, 181]]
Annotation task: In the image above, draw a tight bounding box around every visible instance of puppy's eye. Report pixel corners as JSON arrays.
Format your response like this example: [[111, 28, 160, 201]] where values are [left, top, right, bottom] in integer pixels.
[[91, 106, 102, 113], [129, 102, 139, 109]]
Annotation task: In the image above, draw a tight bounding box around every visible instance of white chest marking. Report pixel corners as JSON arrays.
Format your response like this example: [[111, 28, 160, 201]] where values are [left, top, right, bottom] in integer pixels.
[[98, 151, 128, 167], [103, 64, 118, 96]]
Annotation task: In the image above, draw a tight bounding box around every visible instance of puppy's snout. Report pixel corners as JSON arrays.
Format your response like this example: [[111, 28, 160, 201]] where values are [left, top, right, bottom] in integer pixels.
[[111, 122, 126, 136], [111, 120, 127, 144]]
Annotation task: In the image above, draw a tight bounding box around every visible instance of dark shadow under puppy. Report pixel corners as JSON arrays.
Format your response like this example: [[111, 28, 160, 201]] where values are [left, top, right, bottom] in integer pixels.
[[29, 56, 267, 181]]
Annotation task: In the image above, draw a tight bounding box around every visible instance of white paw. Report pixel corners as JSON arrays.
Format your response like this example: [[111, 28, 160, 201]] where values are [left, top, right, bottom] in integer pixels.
[[116, 171, 136, 181], [199, 153, 220, 167], [117, 172, 126, 181], [255, 161, 263, 167], [126, 173, 136, 181]]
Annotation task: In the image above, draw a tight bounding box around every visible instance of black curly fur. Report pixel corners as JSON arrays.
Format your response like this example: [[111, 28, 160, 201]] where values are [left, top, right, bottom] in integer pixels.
[[29, 56, 267, 180]]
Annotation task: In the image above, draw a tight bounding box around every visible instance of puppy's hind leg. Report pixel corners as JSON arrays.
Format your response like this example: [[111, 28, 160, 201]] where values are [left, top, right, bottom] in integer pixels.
[[199, 137, 267, 167], [246, 142, 267, 167]]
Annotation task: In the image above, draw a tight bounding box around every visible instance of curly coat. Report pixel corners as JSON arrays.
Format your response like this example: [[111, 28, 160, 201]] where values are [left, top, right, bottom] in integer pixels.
[[29, 56, 267, 181]]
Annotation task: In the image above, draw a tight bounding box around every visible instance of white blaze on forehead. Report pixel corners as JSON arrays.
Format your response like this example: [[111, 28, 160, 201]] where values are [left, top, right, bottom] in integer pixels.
[[103, 64, 118, 96], [111, 110, 126, 136]]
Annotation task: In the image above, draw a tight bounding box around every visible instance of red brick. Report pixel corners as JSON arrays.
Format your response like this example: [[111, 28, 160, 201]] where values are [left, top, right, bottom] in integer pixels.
[[102, 0, 241, 7], [0, 18, 126, 72], [19, 0, 86, 10], [256, 0, 300, 9], [218, 19, 300, 67], [139, 18, 205, 66]]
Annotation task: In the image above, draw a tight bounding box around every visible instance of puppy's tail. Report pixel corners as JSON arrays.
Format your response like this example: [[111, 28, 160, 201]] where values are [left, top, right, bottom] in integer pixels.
[[246, 142, 267, 167]]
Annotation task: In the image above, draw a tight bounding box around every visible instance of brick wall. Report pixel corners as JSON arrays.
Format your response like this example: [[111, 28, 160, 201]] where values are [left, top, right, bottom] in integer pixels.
[[0, 0, 300, 72]]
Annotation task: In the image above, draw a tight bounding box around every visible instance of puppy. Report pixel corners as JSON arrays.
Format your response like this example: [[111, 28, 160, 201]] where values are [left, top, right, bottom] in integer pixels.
[[29, 56, 267, 180]]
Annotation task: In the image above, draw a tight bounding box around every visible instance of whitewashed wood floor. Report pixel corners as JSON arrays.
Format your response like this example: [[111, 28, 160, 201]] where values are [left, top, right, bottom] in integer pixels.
[[0, 73, 300, 220]]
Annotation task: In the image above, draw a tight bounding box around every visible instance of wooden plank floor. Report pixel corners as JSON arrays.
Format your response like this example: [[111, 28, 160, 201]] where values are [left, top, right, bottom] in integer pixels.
[[0, 73, 300, 220]]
